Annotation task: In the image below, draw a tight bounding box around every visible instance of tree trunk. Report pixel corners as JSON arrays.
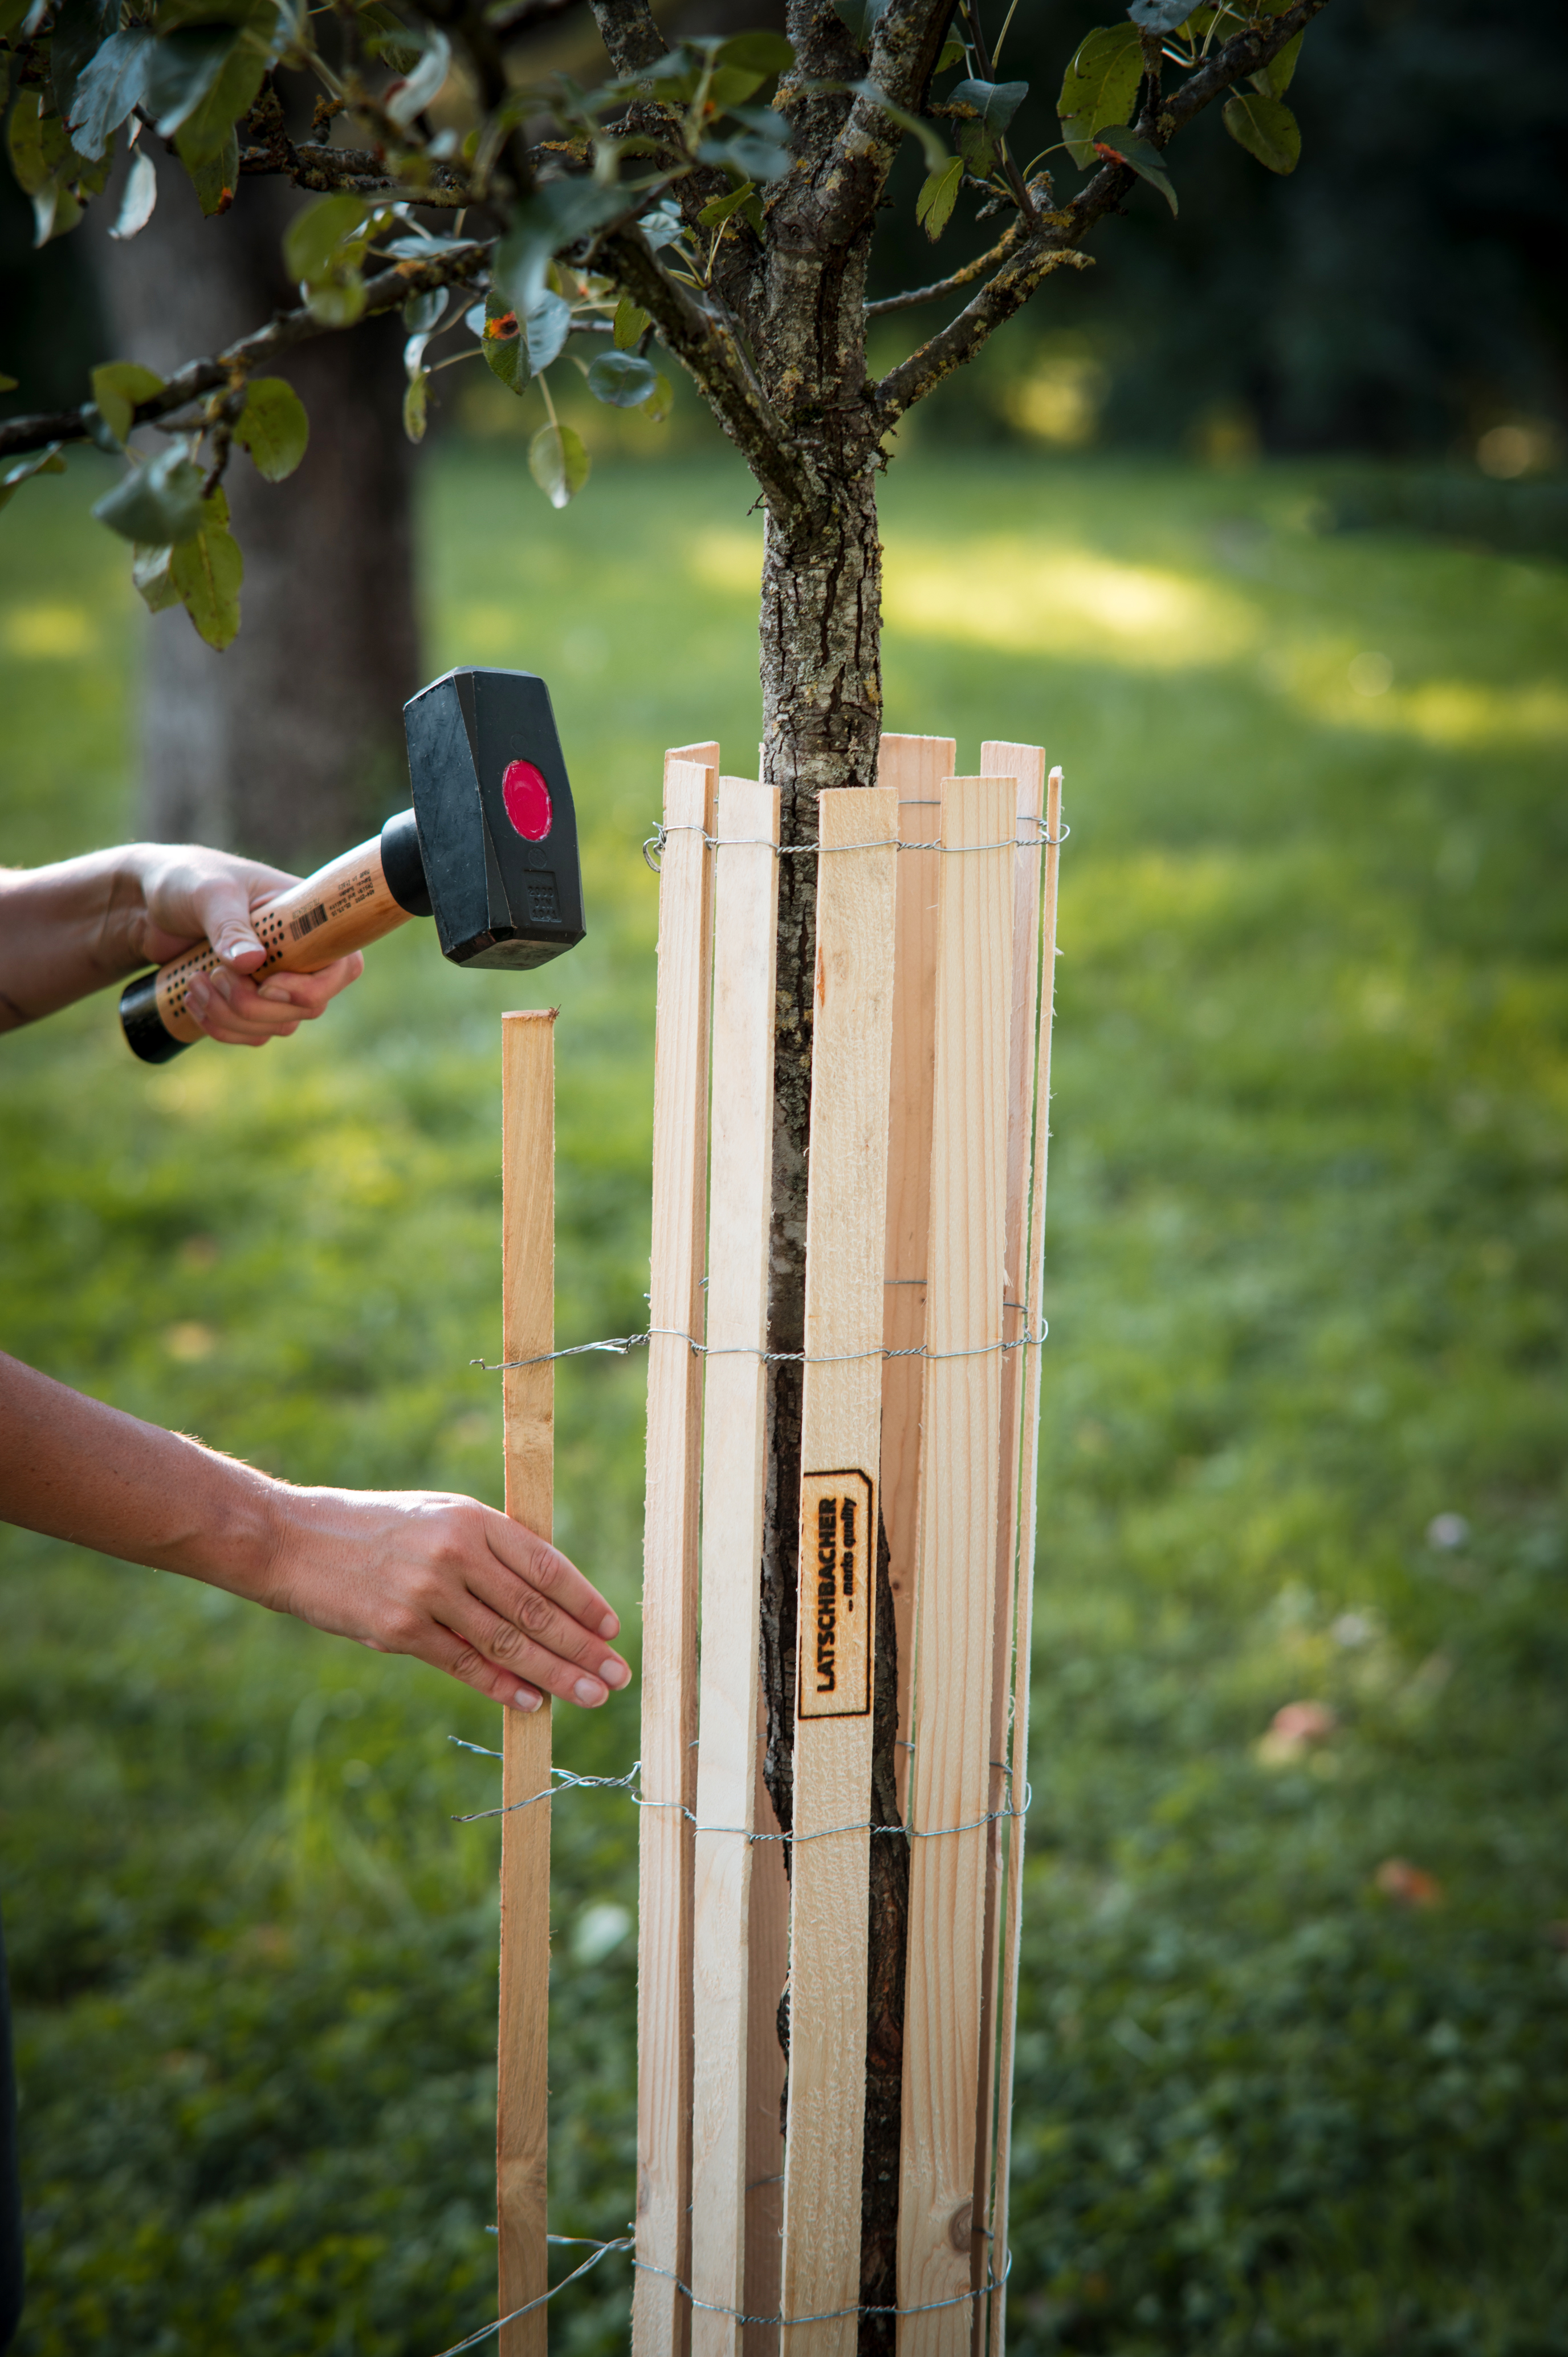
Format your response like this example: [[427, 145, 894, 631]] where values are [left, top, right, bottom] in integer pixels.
[[95, 145, 420, 867], [756, 438, 905, 2348]]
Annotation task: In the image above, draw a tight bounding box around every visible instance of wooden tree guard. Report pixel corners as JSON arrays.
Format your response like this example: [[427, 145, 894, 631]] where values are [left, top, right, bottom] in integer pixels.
[[622, 733, 1062, 2357], [498, 1009, 556, 2357], [492, 738, 1061, 2357]]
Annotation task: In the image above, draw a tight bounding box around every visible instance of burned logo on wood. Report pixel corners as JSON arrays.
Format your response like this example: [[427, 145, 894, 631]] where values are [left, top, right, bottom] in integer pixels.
[[797, 1468, 873, 1718]]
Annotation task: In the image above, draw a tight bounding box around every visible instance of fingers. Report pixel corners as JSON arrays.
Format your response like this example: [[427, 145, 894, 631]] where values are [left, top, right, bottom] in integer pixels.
[[417, 1623, 545, 1716], [186, 953, 363, 1047], [267, 1489, 630, 1712], [481, 1508, 622, 1644]]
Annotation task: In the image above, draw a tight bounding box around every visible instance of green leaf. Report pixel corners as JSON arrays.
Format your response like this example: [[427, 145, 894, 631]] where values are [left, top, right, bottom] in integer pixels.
[[946, 76, 1027, 136], [494, 179, 626, 320], [146, 23, 241, 136], [131, 541, 182, 612], [92, 445, 206, 544], [526, 290, 572, 373], [0, 442, 67, 514], [705, 63, 768, 109], [7, 91, 56, 197], [587, 350, 657, 408], [914, 152, 963, 241], [1126, 0, 1193, 27], [65, 24, 154, 158], [1251, 29, 1304, 99], [697, 130, 792, 184], [282, 191, 371, 283], [164, 11, 271, 162], [715, 30, 792, 75], [1057, 23, 1141, 166], [234, 375, 308, 479], [177, 120, 239, 213], [612, 295, 649, 350], [402, 369, 429, 444], [171, 506, 243, 648], [934, 34, 966, 74], [357, 2, 422, 72], [528, 420, 589, 510], [108, 147, 158, 239], [1223, 91, 1300, 173], [402, 284, 449, 333], [384, 23, 449, 127], [831, 0, 887, 52], [89, 359, 165, 444], [640, 369, 673, 424], [480, 291, 526, 393], [50, 0, 119, 123], [696, 179, 760, 230], [1092, 125, 1177, 211]]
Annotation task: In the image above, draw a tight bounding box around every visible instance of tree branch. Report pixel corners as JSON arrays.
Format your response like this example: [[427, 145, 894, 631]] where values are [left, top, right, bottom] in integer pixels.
[[0, 244, 490, 462], [802, 0, 956, 250], [865, 212, 1025, 316], [588, 0, 666, 78], [598, 223, 816, 524], [957, 0, 1036, 229], [876, 0, 1328, 421], [238, 140, 475, 204]]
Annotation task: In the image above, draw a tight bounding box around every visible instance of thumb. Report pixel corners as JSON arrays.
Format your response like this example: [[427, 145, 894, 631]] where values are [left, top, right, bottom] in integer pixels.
[[198, 878, 267, 972]]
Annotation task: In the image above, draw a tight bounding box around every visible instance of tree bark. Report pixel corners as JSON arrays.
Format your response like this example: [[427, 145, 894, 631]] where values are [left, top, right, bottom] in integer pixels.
[[95, 145, 420, 867]]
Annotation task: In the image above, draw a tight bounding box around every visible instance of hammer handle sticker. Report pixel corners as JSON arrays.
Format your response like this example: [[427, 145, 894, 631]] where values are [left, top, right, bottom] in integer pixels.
[[796, 1467, 874, 1720], [148, 841, 410, 1045]]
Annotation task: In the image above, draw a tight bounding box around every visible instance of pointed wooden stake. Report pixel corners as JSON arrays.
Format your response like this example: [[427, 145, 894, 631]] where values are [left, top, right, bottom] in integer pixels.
[[779, 786, 899, 2357], [498, 1009, 556, 2357], [897, 779, 1016, 2357], [690, 779, 781, 2357], [636, 745, 720, 2357]]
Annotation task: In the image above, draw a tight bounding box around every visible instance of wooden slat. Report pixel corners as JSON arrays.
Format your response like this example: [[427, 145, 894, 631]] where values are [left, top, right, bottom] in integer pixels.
[[878, 735, 956, 1817], [987, 767, 1063, 2357], [779, 787, 900, 2357], [636, 745, 720, 2357], [970, 745, 1047, 2346], [896, 778, 1016, 2357], [690, 778, 782, 2357], [498, 1010, 556, 2357], [743, 1737, 790, 2357]]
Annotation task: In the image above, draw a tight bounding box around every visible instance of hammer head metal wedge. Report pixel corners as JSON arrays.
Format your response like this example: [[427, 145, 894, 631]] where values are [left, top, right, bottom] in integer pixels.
[[405, 667, 587, 971]]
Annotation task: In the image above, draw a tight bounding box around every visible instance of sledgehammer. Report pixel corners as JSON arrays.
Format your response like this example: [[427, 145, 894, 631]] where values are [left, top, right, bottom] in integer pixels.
[[120, 667, 587, 1064]]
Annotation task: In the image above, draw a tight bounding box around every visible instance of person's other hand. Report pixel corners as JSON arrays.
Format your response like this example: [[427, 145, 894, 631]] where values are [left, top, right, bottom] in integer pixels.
[[132, 844, 363, 1046], [265, 1486, 632, 1714]]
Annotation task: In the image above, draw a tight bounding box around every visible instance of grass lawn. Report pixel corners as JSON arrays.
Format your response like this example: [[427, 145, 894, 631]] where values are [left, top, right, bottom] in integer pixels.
[[2, 441, 1566, 2356]]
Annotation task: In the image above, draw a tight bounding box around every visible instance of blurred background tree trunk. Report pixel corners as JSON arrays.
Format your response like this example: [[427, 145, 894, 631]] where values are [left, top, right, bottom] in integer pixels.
[[95, 145, 420, 868]]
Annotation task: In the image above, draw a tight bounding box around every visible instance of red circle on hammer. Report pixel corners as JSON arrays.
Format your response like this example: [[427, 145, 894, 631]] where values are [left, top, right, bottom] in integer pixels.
[[502, 759, 553, 842]]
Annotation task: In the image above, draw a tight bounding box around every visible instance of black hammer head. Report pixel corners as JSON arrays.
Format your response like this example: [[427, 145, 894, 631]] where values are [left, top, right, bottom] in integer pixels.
[[405, 667, 587, 970]]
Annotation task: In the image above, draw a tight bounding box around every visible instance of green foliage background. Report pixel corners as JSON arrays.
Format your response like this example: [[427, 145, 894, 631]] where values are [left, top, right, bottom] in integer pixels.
[[2, 446, 1567, 2354]]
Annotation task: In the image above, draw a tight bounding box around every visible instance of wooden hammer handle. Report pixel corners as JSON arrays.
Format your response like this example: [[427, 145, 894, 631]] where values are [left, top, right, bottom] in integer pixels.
[[135, 833, 413, 1051]]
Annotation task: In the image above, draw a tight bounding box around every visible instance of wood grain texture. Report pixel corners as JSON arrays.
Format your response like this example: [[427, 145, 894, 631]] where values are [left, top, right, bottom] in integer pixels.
[[690, 779, 781, 2357], [779, 788, 899, 2357], [743, 1737, 790, 2357], [970, 745, 1046, 2347], [878, 736, 955, 1818], [896, 780, 1016, 2357], [498, 1011, 556, 2357], [987, 769, 1063, 2357], [635, 745, 720, 2357]]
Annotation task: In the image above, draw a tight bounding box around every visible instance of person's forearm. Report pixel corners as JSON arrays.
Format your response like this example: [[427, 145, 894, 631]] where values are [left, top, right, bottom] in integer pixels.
[[0, 852, 161, 1030], [0, 1350, 282, 1590], [0, 1351, 632, 1712]]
